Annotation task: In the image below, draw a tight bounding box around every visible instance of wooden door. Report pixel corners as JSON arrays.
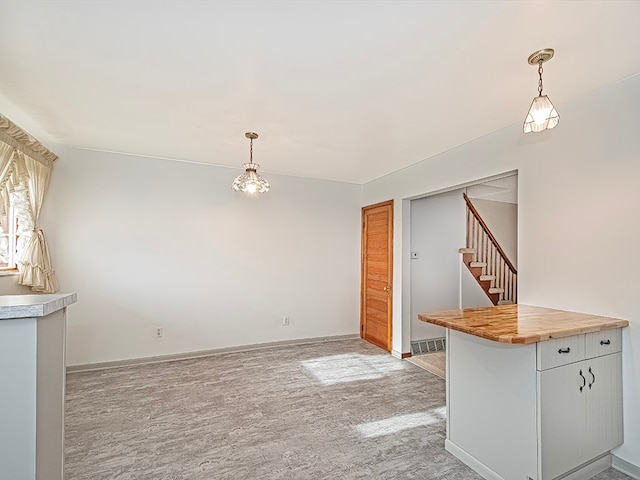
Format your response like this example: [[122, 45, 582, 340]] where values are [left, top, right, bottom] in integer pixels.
[[361, 200, 393, 351]]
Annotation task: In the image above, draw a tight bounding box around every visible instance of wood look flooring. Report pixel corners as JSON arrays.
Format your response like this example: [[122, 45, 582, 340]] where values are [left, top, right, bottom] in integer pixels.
[[65, 339, 632, 480], [405, 352, 446, 379]]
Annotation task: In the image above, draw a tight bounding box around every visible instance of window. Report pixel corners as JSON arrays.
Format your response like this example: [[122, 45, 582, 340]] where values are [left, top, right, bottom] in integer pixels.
[[0, 205, 19, 270]]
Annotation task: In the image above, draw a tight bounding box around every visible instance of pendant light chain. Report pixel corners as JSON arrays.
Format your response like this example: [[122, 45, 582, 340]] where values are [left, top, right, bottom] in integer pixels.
[[249, 137, 254, 165], [538, 60, 544, 97]]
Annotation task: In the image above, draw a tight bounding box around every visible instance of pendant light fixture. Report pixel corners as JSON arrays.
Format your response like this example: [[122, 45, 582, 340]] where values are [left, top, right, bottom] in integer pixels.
[[523, 48, 559, 134], [232, 132, 270, 194]]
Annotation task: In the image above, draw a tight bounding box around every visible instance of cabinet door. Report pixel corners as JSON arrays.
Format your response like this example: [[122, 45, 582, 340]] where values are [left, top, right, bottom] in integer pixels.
[[583, 353, 623, 459], [538, 361, 589, 479]]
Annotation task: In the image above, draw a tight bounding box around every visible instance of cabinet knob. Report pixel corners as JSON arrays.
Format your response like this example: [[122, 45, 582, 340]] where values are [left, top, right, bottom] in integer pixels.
[[600, 339, 611, 346], [558, 347, 571, 354]]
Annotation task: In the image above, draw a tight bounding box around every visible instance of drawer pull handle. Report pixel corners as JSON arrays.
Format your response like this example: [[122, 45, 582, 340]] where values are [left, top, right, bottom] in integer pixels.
[[588, 367, 596, 389], [579, 369, 586, 392], [558, 347, 571, 354], [600, 339, 611, 345]]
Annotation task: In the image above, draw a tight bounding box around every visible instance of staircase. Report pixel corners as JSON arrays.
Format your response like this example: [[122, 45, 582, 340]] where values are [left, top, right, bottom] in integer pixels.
[[461, 193, 517, 306]]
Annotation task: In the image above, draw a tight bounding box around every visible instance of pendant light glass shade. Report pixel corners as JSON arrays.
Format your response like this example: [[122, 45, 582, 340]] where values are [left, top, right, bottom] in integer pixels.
[[523, 48, 559, 134], [232, 132, 270, 194], [232, 163, 270, 194], [523, 95, 559, 133]]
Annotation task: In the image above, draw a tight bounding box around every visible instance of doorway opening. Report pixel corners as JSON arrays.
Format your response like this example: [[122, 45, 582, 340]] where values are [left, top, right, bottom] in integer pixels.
[[407, 173, 518, 355]]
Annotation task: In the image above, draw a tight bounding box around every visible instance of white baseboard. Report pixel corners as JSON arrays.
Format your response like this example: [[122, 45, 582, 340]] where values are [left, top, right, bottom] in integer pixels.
[[391, 349, 403, 359], [445, 440, 507, 480], [559, 454, 610, 480], [67, 333, 360, 373], [613, 455, 640, 479], [445, 439, 613, 480]]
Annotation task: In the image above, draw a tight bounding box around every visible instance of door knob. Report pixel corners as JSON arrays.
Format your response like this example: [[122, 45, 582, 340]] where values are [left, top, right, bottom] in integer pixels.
[[383, 285, 390, 292]]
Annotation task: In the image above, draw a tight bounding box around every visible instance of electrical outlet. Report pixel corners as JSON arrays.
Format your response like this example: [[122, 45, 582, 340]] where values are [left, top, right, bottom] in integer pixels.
[[155, 326, 163, 338], [282, 316, 290, 326]]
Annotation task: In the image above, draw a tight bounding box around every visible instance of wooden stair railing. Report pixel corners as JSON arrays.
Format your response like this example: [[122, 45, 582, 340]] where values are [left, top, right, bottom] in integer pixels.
[[462, 193, 517, 305]]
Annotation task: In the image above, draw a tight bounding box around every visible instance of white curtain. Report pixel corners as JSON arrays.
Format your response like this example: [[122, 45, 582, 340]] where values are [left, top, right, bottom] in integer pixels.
[[16, 152, 59, 293], [0, 113, 59, 293]]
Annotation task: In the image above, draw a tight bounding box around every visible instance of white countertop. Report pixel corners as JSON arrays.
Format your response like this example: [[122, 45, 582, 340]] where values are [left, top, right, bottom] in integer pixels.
[[0, 293, 77, 320]]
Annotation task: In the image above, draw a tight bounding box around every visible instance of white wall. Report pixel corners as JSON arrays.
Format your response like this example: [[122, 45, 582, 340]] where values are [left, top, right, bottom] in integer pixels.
[[40, 146, 362, 366], [468, 197, 518, 268], [409, 189, 464, 341], [0, 275, 32, 294], [461, 268, 493, 310], [363, 74, 640, 470]]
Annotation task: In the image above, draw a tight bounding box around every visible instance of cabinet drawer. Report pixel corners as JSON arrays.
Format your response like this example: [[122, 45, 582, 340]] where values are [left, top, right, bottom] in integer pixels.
[[586, 328, 622, 358], [537, 335, 585, 371]]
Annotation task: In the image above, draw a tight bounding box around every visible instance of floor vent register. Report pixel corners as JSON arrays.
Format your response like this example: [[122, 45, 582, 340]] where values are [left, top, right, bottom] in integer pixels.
[[411, 337, 446, 355]]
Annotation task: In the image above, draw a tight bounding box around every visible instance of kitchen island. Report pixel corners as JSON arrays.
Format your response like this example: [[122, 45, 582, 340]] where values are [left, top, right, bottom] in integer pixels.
[[419, 304, 628, 480], [0, 293, 77, 480]]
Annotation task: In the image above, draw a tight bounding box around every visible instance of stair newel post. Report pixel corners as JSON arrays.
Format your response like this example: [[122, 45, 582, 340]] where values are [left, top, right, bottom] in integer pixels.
[[479, 219, 483, 264], [471, 216, 474, 251], [499, 257, 503, 299], [475, 218, 478, 260], [477, 219, 482, 263], [487, 242, 491, 278], [503, 260, 507, 302], [498, 253, 502, 301], [473, 214, 476, 252], [510, 270, 514, 302], [484, 230, 489, 270], [504, 265, 513, 300], [504, 260, 508, 301], [495, 247, 498, 282], [511, 272, 514, 302], [510, 271, 514, 303], [505, 260, 508, 299], [480, 220, 484, 264], [509, 275, 513, 300], [466, 207, 470, 248], [474, 218, 478, 260], [474, 217, 478, 258], [505, 269, 508, 302], [504, 268, 508, 302], [492, 245, 496, 280]]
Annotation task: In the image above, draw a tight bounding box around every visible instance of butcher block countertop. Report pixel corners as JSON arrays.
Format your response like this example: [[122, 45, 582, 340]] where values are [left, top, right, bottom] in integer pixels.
[[418, 304, 629, 344]]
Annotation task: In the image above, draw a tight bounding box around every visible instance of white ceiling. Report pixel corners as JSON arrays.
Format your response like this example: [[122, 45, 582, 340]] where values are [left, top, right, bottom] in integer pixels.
[[1, 1, 639, 184]]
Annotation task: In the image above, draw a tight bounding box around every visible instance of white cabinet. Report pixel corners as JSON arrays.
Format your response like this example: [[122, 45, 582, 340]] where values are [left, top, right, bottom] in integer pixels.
[[445, 327, 624, 480], [537, 329, 623, 479], [584, 354, 623, 460], [0, 294, 77, 480]]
